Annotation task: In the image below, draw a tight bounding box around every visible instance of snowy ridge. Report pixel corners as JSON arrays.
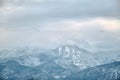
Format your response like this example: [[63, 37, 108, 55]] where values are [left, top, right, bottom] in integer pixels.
[[0, 45, 100, 69], [65, 61, 120, 80], [52, 45, 99, 69], [16, 55, 42, 67], [0, 45, 120, 80]]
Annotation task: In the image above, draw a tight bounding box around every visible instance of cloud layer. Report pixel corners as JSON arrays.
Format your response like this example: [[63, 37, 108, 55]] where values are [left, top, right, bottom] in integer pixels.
[[0, 18, 120, 52], [0, 0, 119, 27], [0, 0, 120, 53]]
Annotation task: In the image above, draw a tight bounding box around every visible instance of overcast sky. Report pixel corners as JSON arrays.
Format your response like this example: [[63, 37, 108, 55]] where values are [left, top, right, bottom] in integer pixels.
[[0, 0, 120, 52]]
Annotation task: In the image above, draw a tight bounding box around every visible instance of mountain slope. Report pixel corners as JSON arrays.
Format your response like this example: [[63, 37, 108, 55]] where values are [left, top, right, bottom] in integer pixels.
[[65, 61, 120, 80], [0, 45, 105, 80], [52, 45, 99, 69]]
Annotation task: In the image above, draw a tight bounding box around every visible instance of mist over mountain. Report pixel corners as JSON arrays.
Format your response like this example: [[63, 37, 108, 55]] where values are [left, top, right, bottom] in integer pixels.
[[0, 45, 120, 80], [0, 0, 120, 80]]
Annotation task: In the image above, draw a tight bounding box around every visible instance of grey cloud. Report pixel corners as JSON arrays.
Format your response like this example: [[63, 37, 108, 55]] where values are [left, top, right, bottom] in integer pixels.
[[2, 0, 119, 27], [0, 0, 120, 52]]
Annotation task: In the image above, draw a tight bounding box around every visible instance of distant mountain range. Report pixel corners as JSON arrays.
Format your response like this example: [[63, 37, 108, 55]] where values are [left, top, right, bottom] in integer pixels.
[[0, 45, 120, 80], [65, 61, 120, 80]]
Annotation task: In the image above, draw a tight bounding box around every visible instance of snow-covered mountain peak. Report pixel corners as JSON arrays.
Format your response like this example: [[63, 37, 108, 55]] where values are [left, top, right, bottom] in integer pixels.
[[0, 45, 100, 70], [53, 45, 89, 56], [52, 45, 99, 69]]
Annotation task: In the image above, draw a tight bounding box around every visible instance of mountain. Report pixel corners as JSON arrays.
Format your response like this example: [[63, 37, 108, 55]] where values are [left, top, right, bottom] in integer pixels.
[[4, 45, 120, 80], [0, 56, 67, 80], [52, 45, 99, 70], [0, 47, 44, 62], [65, 61, 120, 80], [93, 50, 120, 65], [110, 55, 120, 63], [0, 45, 101, 80], [0, 45, 100, 69]]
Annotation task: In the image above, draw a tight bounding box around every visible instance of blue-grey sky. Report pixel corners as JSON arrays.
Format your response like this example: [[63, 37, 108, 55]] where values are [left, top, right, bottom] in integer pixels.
[[0, 0, 120, 52]]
